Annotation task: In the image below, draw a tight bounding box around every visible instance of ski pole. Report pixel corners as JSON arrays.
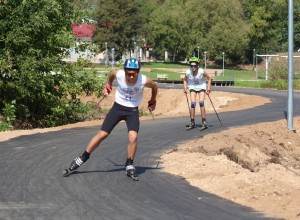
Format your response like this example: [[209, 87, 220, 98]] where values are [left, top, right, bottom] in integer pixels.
[[97, 81, 112, 106], [185, 92, 191, 118], [97, 85, 111, 106], [97, 95, 106, 106], [148, 100, 156, 122], [207, 94, 222, 126], [148, 108, 156, 122]]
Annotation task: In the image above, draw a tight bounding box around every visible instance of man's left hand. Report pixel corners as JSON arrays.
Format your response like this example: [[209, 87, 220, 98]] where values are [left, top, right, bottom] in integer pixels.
[[148, 100, 156, 111]]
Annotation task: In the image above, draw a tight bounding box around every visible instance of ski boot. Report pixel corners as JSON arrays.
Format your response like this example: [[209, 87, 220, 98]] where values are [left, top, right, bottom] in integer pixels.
[[126, 164, 138, 181], [199, 119, 208, 131], [62, 151, 90, 177], [186, 121, 196, 131], [125, 159, 138, 181]]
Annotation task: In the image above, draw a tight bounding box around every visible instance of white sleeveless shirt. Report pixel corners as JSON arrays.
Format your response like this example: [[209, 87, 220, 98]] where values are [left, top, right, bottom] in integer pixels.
[[185, 68, 207, 90], [115, 70, 146, 107]]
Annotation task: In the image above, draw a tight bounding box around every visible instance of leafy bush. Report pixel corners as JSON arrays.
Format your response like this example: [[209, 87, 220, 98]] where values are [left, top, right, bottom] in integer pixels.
[[0, 64, 105, 129], [267, 61, 293, 90], [0, 100, 17, 130], [269, 61, 288, 81], [0, 1, 106, 130], [0, 122, 12, 132]]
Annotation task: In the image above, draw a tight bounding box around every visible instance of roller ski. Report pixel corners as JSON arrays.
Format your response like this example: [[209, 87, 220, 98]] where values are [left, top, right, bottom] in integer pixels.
[[186, 121, 196, 131], [199, 120, 208, 131], [125, 158, 139, 181], [62, 151, 90, 177], [126, 165, 138, 181]]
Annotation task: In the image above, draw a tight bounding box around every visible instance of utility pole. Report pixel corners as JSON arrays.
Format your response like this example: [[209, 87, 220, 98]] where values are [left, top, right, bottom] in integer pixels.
[[253, 49, 256, 70], [111, 48, 115, 68], [287, 0, 294, 130], [204, 51, 207, 69], [222, 52, 225, 76], [105, 42, 108, 67], [256, 53, 258, 79]]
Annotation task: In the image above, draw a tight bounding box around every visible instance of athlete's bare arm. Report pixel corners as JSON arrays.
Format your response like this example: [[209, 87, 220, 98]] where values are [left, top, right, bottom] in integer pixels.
[[145, 77, 158, 111]]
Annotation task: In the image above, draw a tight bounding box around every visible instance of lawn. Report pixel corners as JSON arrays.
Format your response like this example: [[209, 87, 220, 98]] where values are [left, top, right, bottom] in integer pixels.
[[84, 62, 300, 90]]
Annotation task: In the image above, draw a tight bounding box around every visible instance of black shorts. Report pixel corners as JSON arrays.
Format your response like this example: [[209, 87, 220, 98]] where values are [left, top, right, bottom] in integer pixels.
[[101, 102, 140, 134], [189, 89, 206, 93]]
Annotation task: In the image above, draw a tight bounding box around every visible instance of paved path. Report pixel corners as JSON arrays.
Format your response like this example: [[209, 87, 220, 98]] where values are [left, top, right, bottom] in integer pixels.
[[1, 86, 298, 220]]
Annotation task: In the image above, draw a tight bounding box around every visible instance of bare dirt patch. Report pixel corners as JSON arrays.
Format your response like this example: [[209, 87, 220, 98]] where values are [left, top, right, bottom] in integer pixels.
[[162, 116, 300, 220], [1, 88, 299, 219]]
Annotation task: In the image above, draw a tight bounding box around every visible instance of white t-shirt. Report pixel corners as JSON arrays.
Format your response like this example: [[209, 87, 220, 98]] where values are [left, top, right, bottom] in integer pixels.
[[185, 68, 207, 91], [115, 70, 146, 107]]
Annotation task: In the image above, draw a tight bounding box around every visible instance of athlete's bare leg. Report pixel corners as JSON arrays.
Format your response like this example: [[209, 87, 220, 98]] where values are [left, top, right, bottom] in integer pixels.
[[85, 130, 109, 153], [127, 130, 138, 160]]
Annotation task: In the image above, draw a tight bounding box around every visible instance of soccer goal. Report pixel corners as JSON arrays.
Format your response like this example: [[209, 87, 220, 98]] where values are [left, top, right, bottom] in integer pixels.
[[256, 55, 279, 80]]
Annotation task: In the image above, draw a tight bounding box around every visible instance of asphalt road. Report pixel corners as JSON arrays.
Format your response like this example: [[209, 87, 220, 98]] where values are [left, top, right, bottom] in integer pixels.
[[1, 85, 299, 220]]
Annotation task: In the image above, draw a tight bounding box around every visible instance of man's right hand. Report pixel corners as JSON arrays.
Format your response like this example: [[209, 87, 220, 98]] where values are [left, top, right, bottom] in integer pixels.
[[103, 83, 112, 96]]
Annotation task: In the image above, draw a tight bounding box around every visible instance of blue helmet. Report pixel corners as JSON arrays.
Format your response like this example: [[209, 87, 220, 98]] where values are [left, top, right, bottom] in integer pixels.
[[124, 58, 141, 70]]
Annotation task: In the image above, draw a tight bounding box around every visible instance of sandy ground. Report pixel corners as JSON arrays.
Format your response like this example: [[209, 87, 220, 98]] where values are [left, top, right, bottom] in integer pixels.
[[1, 88, 300, 220]]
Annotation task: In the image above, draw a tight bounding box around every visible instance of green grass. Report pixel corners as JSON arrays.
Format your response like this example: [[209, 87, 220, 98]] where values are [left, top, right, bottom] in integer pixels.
[[143, 67, 267, 82], [234, 80, 267, 88], [84, 62, 300, 90], [142, 62, 188, 68], [214, 69, 256, 80], [142, 69, 183, 80]]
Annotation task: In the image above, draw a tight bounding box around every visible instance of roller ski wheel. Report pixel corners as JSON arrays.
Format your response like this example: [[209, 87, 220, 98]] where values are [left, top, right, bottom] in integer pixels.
[[126, 165, 139, 181], [127, 173, 139, 181], [62, 168, 77, 177], [199, 126, 208, 131], [62, 156, 84, 177], [186, 122, 196, 131], [186, 127, 195, 131], [199, 121, 208, 131]]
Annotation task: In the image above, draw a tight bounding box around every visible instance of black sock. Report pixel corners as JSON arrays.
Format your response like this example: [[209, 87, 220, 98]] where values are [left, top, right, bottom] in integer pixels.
[[125, 158, 134, 166], [81, 151, 90, 162]]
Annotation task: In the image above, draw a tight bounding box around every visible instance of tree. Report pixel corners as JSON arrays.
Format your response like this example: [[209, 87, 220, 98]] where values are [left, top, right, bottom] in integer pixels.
[[71, 0, 98, 22], [185, 0, 249, 64], [148, 0, 249, 63], [0, 0, 102, 128], [147, 0, 190, 61], [241, 0, 287, 54], [93, 0, 147, 57]]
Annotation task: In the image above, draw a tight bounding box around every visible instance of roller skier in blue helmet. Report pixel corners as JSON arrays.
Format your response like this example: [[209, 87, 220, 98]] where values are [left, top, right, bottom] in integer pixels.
[[63, 58, 158, 180], [183, 57, 212, 130]]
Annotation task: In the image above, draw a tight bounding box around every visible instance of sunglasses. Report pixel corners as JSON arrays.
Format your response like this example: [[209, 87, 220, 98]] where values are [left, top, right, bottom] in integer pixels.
[[190, 65, 198, 68], [126, 69, 138, 77]]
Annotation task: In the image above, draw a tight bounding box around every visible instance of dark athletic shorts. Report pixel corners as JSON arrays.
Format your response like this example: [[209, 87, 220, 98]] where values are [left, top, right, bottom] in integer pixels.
[[189, 89, 206, 93], [101, 102, 140, 134]]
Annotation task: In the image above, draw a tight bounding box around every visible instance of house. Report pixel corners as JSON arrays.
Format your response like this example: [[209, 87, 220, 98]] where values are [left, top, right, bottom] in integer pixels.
[[63, 22, 101, 63], [64, 22, 154, 63], [71, 22, 95, 44]]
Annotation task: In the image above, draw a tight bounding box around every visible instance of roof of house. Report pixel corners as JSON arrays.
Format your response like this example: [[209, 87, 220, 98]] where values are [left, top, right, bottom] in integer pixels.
[[72, 23, 96, 39]]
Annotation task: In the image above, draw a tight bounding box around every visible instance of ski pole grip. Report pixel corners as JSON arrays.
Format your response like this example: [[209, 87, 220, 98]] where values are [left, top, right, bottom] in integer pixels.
[[105, 83, 112, 94], [148, 100, 156, 108]]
